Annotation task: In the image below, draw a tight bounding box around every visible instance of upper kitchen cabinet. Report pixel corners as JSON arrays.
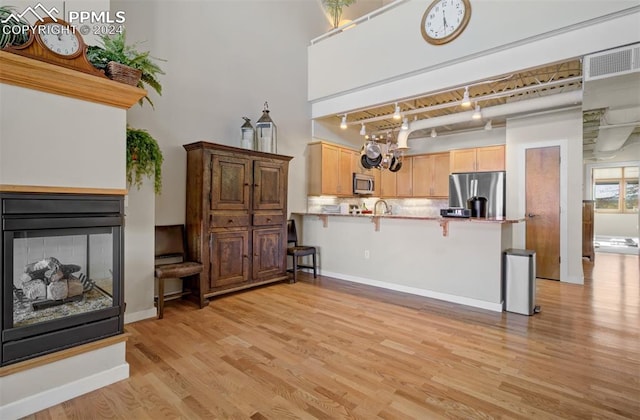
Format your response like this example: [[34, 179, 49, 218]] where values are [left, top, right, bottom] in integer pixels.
[[450, 145, 505, 173], [379, 157, 412, 198], [412, 153, 450, 198], [308, 141, 355, 196]]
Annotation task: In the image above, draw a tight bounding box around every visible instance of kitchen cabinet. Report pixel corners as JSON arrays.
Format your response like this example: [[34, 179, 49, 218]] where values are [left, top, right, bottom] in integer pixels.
[[412, 152, 450, 197], [396, 157, 413, 197], [183, 141, 292, 305], [308, 142, 355, 196], [450, 145, 505, 173], [379, 157, 412, 197]]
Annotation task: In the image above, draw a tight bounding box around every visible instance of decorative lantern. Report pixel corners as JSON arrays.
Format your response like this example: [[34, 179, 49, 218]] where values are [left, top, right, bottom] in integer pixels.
[[255, 101, 277, 154], [240, 117, 255, 150]]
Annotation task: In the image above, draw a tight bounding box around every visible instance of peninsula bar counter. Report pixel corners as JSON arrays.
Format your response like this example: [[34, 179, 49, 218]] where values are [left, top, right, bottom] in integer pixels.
[[293, 213, 523, 312]]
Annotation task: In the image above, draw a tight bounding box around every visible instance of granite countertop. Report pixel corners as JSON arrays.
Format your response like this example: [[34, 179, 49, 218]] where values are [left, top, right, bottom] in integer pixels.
[[294, 212, 524, 224]]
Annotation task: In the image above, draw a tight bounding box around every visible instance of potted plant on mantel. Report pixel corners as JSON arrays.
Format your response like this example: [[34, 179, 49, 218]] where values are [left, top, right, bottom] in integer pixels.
[[126, 127, 164, 194], [0, 5, 30, 48], [323, 0, 356, 29], [87, 32, 165, 107]]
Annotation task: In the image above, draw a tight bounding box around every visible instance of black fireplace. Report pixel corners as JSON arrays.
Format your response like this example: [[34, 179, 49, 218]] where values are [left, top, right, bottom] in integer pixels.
[[1, 193, 125, 366]]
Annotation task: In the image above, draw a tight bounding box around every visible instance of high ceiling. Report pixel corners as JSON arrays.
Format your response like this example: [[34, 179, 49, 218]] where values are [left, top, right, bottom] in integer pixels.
[[323, 59, 583, 139], [317, 56, 640, 159]]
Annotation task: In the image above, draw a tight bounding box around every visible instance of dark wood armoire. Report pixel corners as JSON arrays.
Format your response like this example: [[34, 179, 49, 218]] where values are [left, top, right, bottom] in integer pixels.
[[183, 141, 292, 307]]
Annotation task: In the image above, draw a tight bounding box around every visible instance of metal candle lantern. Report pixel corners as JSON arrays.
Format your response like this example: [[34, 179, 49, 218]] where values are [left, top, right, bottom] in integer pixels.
[[240, 117, 255, 150], [256, 101, 277, 154]]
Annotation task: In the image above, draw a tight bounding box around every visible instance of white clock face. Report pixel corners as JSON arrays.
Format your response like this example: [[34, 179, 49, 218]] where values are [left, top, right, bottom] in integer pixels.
[[39, 23, 80, 56], [422, 0, 470, 44]]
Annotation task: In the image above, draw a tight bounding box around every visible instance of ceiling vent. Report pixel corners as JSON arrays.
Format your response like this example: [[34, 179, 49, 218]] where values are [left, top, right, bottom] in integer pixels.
[[584, 44, 640, 81]]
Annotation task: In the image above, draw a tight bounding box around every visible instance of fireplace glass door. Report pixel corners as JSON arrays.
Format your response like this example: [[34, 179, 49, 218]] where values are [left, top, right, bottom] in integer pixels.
[[11, 227, 116, 328]]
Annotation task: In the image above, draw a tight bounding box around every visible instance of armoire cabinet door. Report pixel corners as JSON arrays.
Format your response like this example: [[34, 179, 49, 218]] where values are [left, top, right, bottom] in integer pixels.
[[252, 227, 285, 280], [209, 229, 249, 288], [210, 154, 251, 211], [253, 160, 285, 210]]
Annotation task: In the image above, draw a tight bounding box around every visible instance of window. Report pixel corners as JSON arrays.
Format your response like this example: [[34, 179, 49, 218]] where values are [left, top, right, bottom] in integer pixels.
[[593, 166, 639, 213]]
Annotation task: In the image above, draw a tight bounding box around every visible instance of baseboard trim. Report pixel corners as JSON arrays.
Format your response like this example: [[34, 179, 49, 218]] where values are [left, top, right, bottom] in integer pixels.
[[317, 270, 504, 312], [124, 307, 157, 324]]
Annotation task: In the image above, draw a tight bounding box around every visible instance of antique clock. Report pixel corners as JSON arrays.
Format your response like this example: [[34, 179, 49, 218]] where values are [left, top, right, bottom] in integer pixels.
[[2, 17, 106, 77], [421, 0, 472, 45]]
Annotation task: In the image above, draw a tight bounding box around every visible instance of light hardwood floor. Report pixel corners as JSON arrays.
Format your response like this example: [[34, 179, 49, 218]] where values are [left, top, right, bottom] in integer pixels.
[[26, 253, 639, 419]]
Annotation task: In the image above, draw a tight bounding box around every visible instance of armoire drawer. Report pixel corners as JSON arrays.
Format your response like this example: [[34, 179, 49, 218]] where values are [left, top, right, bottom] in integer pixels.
[[210, 214, 250, 228], [253, 213, 284, 226]]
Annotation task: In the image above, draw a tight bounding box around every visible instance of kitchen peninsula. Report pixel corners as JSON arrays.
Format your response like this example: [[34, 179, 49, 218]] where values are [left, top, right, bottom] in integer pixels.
[[294, 213, 522, 312]]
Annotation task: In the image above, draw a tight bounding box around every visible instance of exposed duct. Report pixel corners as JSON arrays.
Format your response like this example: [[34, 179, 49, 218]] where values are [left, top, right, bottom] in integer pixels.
[[397, 90, 583, 148], [594, 106, 640, 153]]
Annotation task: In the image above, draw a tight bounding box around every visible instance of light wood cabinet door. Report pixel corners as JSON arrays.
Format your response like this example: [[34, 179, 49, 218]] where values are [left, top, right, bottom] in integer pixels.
[[450, 148, 476, 173], [412, 155, 431, 196], [320, 144, 339, 195], [396, 157, 413, 197], [476, 145, 505, 172], [450, 145, 505, 172], [431, 153, 450, 197], [337, 148, 354, 196], [380, 170, 396, 197], [411, 153, 450, 197]]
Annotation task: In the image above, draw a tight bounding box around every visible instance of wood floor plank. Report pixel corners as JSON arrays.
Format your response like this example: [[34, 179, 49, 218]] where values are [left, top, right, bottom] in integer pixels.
[[21, 253, 640, 419]]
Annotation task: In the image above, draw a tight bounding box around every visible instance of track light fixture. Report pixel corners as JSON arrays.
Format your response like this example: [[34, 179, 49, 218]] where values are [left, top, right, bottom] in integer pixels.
[[393, 103, 401, 120], [401, 117, 409, 130], [340, 114, 347, 129], [484, 120, 492, 130], [360, 123, 366, 135], [430, 128, 437, 138], [472, 104, 482, 120], [461, 86, 471, 107]]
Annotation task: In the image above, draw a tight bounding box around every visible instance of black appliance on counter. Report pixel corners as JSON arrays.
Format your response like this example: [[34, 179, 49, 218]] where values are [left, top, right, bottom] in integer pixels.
[[440, 208, 471, 218], [449, 171, 506, 218]]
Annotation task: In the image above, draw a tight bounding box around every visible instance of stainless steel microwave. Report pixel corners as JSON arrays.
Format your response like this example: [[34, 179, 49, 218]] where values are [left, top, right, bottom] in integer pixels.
[[353, 173, 375, 195]]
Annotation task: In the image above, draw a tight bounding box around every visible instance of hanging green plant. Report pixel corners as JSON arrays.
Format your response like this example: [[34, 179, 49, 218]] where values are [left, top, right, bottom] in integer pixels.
[[126, 127, 163, 194], [322, 0, 356, 29]]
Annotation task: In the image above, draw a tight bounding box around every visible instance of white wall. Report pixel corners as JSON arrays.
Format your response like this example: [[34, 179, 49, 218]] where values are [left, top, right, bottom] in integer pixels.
[[109, 0, 329, 317], [595, 213, 638, 237], [0, 85, 125, 189], [506, 109, 584, 284], [309, 0, 639, 107]]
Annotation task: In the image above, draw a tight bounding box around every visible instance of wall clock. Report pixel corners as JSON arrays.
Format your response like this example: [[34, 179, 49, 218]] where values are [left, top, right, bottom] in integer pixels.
[[2, 17, 106, 78], [421, 0, 471, 45]]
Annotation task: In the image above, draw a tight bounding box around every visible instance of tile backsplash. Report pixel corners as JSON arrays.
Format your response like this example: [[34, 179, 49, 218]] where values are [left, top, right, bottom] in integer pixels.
[[307, 196, 448, 217]]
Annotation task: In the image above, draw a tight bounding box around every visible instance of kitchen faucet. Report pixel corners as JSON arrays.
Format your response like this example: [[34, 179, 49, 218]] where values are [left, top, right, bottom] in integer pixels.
[[374, 199, 391, 215]]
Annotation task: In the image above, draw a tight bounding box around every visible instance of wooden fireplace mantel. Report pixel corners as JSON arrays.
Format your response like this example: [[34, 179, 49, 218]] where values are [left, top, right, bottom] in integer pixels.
[[0, 51, 146, 109]]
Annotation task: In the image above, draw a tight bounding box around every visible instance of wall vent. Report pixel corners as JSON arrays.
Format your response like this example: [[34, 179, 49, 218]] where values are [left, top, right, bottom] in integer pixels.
[[584, 44, 640, 81]]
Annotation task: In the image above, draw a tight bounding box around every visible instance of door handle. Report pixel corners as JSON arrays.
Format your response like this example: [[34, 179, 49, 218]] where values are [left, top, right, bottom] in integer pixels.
[[527, 213, 538, 218]]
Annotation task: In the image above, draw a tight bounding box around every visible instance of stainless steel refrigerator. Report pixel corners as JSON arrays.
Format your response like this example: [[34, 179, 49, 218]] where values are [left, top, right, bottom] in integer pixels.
[[449, 171, 506, 218]]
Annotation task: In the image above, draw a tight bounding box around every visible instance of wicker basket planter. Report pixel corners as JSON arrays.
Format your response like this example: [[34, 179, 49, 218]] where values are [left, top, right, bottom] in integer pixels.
[[105, 61, 142, 86]]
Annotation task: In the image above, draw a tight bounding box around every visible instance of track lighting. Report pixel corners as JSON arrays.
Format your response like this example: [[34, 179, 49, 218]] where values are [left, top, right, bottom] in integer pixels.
[[401, 117, 409, 131], [430, 128, 437, 138], [340, 114, 347, 129], [472, 104, 482, 120], [484, 120, 492, 130], [393, 103, 401, 120], [461, 86, 471, 107], [360, 123, 366, 135]]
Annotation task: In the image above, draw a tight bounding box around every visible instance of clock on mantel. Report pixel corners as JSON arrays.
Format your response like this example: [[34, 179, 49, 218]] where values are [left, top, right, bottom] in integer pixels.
[[2, 17, 106, 78]]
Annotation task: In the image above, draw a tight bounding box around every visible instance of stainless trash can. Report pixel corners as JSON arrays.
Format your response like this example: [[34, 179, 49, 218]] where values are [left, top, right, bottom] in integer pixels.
[[504, 249, 537, 315]]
